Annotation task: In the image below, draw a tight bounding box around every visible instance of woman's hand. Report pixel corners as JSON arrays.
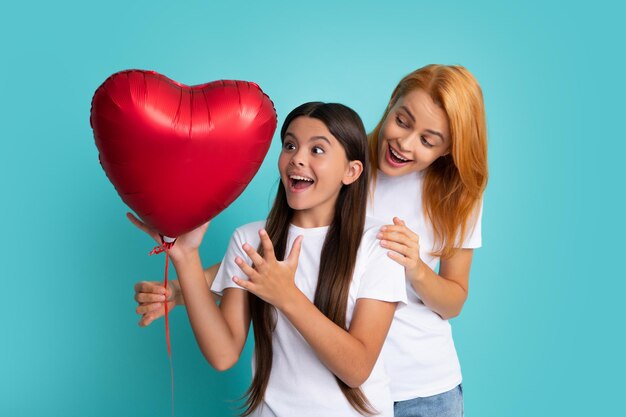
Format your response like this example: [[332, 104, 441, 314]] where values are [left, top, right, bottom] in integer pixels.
[[133, 280, 183, 327], [126, 212, 209, 262], [232, 229, 303, 311], [126, 212, 210, 326], [378, 217, 426, 283]]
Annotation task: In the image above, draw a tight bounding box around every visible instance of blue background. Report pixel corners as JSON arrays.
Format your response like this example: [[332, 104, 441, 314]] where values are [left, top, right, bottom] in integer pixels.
[[2, 0, 624, 416]]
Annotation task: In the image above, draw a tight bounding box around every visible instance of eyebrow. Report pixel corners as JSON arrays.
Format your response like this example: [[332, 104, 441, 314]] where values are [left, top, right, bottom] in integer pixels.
[[425, 129, 446, 143], [284, 132, 331, 145]]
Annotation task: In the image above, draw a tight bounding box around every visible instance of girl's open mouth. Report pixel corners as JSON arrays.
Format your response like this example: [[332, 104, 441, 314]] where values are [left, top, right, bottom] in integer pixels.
[[289, 175, 315, 191]]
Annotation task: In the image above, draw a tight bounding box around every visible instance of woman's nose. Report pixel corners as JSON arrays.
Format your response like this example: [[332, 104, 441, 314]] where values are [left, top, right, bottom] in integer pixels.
[[397, 133, 418, 151]]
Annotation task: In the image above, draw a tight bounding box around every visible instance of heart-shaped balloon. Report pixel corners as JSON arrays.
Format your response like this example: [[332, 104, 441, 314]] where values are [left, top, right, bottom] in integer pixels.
[[90, 70, 277, 238]]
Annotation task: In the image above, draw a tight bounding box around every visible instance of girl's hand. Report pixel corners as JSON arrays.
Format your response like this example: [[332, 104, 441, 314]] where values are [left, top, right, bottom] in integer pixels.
[[232, 229, 303, 311], [133, 280, 183, 327], [378, 217, 425, 282], [126, 212, 209, 262]]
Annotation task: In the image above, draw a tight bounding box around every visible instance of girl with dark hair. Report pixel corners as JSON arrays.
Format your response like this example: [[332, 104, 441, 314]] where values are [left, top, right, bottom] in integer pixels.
[[129, 102, 407, 417]]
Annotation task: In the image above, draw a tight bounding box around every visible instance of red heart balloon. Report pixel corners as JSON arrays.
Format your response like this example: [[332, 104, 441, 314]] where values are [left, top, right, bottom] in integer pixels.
[[90, 70, 277, 238]]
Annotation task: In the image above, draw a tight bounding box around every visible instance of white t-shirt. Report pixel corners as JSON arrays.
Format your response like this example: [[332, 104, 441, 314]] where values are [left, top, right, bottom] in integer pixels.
[[368, 169, 482, 400], [211, 218, 407, 417]]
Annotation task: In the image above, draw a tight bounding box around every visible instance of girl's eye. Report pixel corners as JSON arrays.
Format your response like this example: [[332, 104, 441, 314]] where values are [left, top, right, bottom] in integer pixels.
[[420, 136, 434, 148], [284, 142, 296, 151], [312, 146, 325, 155], [396, 115, 408, 128]]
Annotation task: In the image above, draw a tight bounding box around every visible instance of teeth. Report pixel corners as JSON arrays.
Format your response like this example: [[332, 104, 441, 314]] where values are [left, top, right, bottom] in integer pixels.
[[390, 147, 409, 162], [290, 175, 314, 182]]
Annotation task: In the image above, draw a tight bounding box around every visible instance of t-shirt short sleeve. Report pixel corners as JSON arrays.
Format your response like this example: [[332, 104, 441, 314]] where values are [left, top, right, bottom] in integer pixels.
[[355, 221, 408, 306], [460, 200, 483, 249], [211, 222, 264, 296]]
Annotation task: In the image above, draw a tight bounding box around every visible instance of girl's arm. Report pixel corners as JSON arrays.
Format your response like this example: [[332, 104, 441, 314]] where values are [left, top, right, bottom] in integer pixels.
[[127, 213, 249, 370], [233, 229, 397, 388], [172, 251, 250, 371], [281, 293, 397, 388], [379, 217, 472, 319], [133, 262, 222, 327]]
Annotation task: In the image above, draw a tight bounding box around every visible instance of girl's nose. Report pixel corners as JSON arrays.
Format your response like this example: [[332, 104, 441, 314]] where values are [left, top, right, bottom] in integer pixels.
[[290, 150, 306, 167]]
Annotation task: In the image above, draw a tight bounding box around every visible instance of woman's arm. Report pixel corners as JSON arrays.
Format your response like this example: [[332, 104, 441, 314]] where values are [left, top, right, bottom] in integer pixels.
[[379, 217, 473, 320], [233, 229, 397, 388], [409, 249, 472, 320], [204, 262, 222, 294]]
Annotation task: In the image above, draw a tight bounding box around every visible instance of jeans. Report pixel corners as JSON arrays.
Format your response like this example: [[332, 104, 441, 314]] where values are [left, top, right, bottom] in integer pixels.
[[394, 384, 463, 417]]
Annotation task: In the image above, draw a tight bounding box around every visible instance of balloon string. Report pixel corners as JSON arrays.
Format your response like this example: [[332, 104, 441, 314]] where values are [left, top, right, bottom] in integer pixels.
[[149, 239, 176, 417], [164, 249, 171, 356]]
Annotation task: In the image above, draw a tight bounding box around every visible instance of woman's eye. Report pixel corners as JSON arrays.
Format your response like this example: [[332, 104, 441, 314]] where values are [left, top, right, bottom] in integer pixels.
[[312, 146, 325, 155], [396, 115, 408, 128], [420, 136, 434, 148]]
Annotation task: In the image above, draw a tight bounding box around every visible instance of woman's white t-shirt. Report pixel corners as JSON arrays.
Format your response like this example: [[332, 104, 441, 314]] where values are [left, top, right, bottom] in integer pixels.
[[368, 169, 482, 400], [211, 218, 407, 417]]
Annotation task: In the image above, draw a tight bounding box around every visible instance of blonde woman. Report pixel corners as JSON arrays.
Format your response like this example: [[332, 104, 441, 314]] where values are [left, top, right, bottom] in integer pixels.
[[367, 64, 487, 416]]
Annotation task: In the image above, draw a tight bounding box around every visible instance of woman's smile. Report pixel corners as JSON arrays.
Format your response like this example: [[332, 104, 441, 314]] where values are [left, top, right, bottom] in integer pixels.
[[386, 143, 414, 167]]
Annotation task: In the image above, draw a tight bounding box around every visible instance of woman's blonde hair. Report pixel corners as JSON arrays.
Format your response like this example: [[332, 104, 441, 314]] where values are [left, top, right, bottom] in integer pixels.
[[368, 64, 488, 258]]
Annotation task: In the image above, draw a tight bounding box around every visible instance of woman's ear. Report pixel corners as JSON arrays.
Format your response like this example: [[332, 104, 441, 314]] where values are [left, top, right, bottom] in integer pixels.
[[342, 160, 364, 185], [439, 140, 452, 158]]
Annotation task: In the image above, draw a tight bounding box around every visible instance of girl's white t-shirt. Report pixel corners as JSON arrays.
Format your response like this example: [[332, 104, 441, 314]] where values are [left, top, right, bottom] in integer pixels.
[[368, 169, 482, 400], [211, 218, 407, 417]]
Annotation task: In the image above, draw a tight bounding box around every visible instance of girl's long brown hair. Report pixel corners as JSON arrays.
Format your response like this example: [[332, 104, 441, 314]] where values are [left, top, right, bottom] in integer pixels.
[[243, 102, 375, 416], [368, 64, 489, 258]]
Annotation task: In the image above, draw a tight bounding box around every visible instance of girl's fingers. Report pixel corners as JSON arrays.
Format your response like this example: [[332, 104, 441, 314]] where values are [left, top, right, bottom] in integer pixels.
[[242, 243, 266, 269], [232, 276, 257, 293], [126, 212, 159, 242], [259, 229, 276, 260], [126, 213, 151, 234], [235, 257, 259, 280], [126, 212, 146, 230], [287, 235, 303, 266]]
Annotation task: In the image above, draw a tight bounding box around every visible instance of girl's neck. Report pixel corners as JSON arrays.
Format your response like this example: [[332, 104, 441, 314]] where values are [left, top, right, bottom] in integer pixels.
[[291, 207, 334, 229]]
